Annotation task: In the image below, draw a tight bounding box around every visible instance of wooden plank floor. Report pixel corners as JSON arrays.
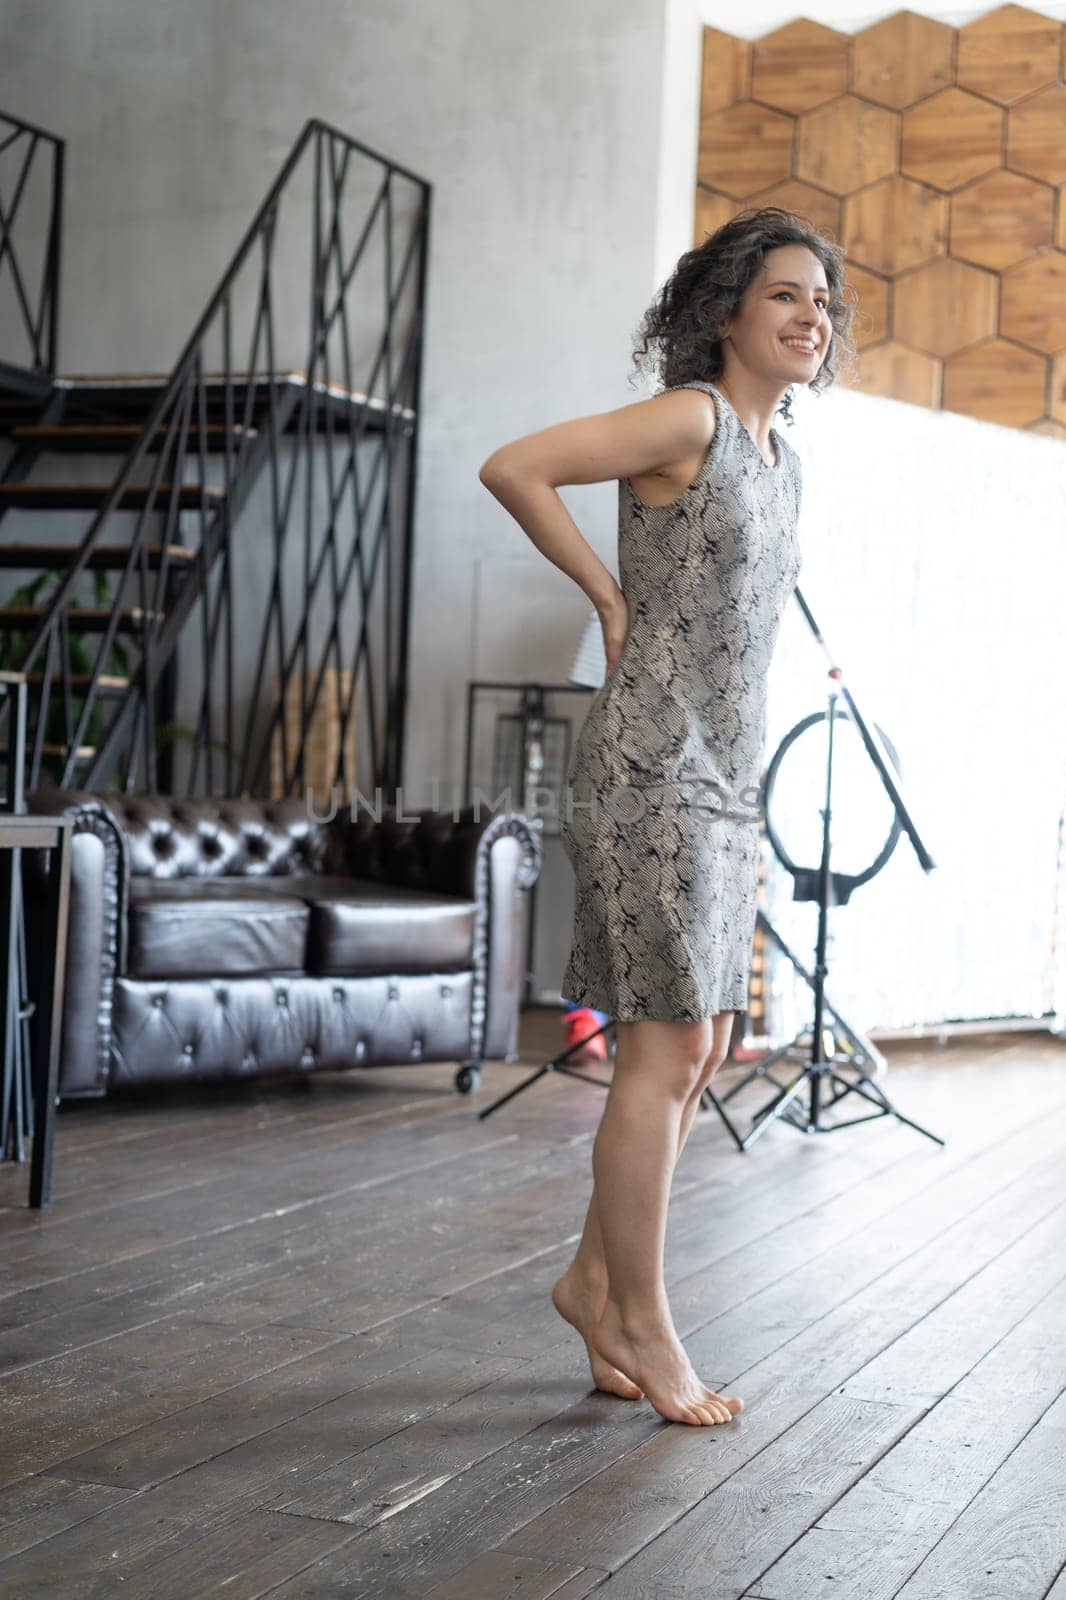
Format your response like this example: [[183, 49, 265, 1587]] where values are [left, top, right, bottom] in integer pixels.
[[1, 1013, 1064, 1599]]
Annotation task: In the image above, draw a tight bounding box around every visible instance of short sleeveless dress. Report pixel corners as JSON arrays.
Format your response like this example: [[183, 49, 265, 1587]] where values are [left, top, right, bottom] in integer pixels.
[[559, 380, 803, 1021]]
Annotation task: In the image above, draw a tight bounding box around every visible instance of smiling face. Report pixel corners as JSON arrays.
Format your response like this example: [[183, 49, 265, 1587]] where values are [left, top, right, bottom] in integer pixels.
[[718, 244, 833, 384]]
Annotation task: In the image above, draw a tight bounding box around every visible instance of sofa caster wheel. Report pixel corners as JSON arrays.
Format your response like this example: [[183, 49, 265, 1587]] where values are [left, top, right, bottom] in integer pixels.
[[455, 1063, 481, 1094]]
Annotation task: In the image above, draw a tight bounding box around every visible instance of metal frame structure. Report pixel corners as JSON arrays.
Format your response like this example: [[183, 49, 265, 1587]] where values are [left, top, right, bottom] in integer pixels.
[[3, 117, 430, 801], [0, 110, 64, 393]]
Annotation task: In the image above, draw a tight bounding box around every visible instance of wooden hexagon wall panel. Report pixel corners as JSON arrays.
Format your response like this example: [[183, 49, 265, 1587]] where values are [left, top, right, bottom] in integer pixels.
[[694, 3, 1066, 437]]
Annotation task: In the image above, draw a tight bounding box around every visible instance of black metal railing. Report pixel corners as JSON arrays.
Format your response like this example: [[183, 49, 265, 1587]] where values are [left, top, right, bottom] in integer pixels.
[[0, 110, 64, 387], [11, 117, 430, 801]]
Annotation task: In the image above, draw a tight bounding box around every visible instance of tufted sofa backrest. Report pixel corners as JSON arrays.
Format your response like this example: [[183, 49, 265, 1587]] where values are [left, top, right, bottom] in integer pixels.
[[113, 797, 329, 880]]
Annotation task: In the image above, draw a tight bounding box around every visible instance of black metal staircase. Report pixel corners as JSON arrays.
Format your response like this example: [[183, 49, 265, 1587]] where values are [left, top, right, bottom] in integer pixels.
[[0, 109, 63, 398], [0, 116, 430, 801]]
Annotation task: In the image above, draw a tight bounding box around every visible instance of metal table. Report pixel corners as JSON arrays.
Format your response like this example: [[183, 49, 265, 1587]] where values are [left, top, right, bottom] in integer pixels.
[[0, 814, 73, 1208]]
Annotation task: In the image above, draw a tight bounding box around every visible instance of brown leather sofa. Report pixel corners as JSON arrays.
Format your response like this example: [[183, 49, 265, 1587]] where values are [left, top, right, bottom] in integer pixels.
[[24, 793, 542, 1101]]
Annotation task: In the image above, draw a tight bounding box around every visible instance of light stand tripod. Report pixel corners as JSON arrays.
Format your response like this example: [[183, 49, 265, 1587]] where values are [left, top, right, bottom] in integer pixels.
[[702, 589, 943, 1150], [477, 1022, 613, 1120], [478, 588, 943, 1153]]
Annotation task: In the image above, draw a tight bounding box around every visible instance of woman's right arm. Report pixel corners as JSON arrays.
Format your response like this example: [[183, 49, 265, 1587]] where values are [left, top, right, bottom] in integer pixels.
[[478, 390, 715, 673]]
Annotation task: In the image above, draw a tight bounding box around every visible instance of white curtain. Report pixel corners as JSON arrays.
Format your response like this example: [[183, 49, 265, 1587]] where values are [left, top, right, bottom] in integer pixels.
[[763, 385, 1066, 1037]]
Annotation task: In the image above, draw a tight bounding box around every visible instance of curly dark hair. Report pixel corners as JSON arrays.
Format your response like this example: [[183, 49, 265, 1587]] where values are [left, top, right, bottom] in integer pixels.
[[630, 206, 858, 426]]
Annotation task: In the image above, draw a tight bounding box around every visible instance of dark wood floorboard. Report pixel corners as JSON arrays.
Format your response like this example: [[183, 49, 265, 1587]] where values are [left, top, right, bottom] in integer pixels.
[[0, 1015, 1063, 1599]]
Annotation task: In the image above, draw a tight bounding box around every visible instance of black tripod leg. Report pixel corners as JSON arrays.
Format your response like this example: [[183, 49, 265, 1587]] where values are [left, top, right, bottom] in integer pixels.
[[824, 1064, 945, 1147], [473, 1019, 617, 1123], [477, 1063, 552, 1120], [716, 1039, 795, 1101], [699, 1083, 748, 1151], [744, 1068, 813, 1145]]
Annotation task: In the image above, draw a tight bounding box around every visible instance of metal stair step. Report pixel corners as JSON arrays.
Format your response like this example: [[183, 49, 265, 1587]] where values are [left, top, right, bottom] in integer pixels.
[[32, 743, 97, 760], [54, 369, 411, 408], [0, 372, 415, 432], [0, 542, 196, 570], [10, 422, 258, 452], [0, 740, 97, 760], [0, 483, 224, 511], [26, 672, 130, 692], [0, 605, 164, 630]]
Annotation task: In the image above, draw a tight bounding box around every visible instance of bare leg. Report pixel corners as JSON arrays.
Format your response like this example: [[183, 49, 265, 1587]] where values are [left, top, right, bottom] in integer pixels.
[[551, 1066, 716, 1398], [553, 1013, 742, 1422], [566, 1024, 726, 1281]]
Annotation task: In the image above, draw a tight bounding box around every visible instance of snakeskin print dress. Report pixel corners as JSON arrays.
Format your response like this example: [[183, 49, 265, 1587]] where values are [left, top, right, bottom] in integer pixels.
[[559, 380, 803, 1021]]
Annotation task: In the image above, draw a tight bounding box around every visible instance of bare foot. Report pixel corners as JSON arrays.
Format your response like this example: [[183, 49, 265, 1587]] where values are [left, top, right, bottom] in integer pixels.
[[551, 1269, 645, 1400], [588, 1298, 743, 1426]]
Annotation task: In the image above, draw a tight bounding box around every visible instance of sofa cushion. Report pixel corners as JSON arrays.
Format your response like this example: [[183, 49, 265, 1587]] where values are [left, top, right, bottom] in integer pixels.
[[128, 878, 310, 979], [115, 795, 327, 879], [110, 972, 476, 1083], [297, 875, 476, 975]]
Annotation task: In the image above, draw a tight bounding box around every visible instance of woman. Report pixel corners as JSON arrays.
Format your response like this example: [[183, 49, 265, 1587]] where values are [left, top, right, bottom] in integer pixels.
[[479, 208, 855, 1426]]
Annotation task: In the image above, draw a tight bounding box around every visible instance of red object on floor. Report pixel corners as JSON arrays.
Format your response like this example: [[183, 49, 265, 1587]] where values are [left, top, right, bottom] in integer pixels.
[[564, 1006, 608, 1062]]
